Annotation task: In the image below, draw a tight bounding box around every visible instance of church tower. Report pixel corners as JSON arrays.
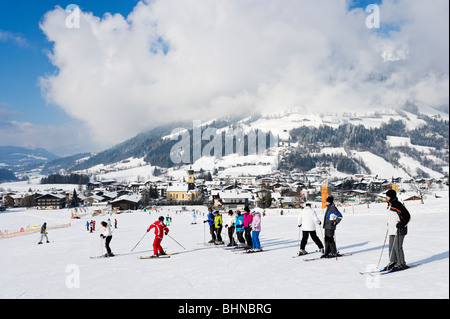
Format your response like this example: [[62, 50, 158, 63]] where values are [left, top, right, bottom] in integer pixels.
[[187, 166, 195, 190]]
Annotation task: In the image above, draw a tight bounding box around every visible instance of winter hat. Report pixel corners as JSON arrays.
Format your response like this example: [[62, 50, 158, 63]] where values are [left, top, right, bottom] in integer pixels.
[[244, 206, 250, 213], [326, 196, 334, 204], [385, 189, 397, 199], [158, 216, 165, 222]]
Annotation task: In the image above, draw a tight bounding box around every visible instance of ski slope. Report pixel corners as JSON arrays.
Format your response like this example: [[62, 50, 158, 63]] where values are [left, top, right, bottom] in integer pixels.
[[0, 194, 448, 299]]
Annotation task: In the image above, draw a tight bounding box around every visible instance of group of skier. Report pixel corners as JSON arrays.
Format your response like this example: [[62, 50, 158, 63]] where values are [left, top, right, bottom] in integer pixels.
[[203, 206, 262, 252], [296, 191, 410, 271], [68, 188, 410, 271]]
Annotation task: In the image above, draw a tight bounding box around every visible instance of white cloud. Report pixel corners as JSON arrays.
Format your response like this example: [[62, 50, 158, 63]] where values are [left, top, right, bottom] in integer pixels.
[[38, 0, 449, 147], [0, 30, 28, 47]]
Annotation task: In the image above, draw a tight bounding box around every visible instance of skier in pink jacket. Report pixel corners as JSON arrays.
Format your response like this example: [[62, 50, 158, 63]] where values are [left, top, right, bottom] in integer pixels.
[[243, 206, 253, 249]]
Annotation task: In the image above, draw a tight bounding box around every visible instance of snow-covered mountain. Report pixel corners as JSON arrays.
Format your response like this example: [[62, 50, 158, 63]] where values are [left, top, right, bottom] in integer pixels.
[[7, 108, 449, 183], [47, 108, 447, 182]]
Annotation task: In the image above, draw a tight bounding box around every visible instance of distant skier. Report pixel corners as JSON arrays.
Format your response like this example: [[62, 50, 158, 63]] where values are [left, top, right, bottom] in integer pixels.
[[383, 189, 411, 272], [147, 216, 169, 256], [86, 221, 90, 231], [38, 222, 49, 244], [297, 203, 324, 256], [100, 221, 114, 257], [322, 196, 343, 258], [192, 211, 197, 224]]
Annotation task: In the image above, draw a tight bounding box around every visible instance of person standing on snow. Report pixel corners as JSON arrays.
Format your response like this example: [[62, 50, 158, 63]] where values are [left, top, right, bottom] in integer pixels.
[[243, 206, 253, 249], [214, 211, 224, 245], [235, 211, 246, 247], [383, 189, 411, 272], [100, 221, 114, 257], [322, 196, 343, 258], [38, 222, 49, 244], [297, 203, 324, 256], [147, 216, 169, 256], [224, 210, 236, 247], [203, 207, 216, 244], [250, 210, 262, 252]]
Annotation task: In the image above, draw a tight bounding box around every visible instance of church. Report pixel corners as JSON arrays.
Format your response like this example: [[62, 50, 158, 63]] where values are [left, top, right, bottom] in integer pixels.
[[166, 167, 201, 201]]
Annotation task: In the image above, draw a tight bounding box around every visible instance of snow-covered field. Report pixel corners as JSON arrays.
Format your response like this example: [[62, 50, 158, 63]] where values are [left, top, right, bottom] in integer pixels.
[[0, 194, 448, 299]]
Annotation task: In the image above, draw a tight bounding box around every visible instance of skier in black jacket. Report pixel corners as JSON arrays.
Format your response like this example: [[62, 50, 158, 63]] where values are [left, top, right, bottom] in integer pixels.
[[384, 189, 411, 272], [322, 197, 343, 258]]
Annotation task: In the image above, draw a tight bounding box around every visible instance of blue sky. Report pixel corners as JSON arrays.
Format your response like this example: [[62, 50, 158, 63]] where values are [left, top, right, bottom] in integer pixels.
[[0, 0, 448, 156], [0, 0, 139, 127]]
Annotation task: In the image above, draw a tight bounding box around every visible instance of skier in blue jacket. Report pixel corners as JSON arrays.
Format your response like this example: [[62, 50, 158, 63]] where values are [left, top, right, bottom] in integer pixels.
[[235, 211, 245, 247], [322, 196, 343, 258], [203, 207, 216, 243]]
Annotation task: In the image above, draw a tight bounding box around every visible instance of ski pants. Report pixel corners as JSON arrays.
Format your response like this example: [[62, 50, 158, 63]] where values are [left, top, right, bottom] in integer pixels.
[[300, 231, 324, 250], [39, 233, 49, 243], [209, 225, 216, 242], [244, 227, 253, 247], [215, 226, 223, 242], [228, 226, 236, 245], [252, 231, 261, 250], [389, 234, 406, 266], [324, 229, 337, 255], [236, 231, 245, 245], [105, 236, 112, 255], [153, 236, 165, 255]]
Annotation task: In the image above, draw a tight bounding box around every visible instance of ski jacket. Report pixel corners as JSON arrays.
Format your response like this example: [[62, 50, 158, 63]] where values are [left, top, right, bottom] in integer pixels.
[[387, 197, 410, 236], [235, 215, 244, 232], [206, 212, 215, 226], [40, 223, 47, 234], [251, 212, 262, 232], [214, 214, 223, 229], [323, 204, 343, 230], [226, 215, 235, 228], [148, 220, 169, 239], [243, 212, 253, 228], [298, 207, 321, 231], [101, 226, 112, 238]]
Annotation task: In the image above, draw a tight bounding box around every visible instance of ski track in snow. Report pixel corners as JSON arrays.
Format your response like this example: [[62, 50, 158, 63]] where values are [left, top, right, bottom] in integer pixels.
[[0, 196, 448, 299]]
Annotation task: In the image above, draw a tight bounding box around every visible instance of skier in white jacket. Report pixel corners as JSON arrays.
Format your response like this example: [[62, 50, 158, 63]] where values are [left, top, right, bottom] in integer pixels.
[[297, 203, 324, 256]]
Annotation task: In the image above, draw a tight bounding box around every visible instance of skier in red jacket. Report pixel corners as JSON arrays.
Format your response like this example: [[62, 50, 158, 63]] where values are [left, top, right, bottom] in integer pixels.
[[147, 216, 169, 256]]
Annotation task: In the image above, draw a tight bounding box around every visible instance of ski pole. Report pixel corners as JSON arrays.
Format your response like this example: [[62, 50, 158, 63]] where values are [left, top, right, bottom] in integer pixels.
[[167, 234, 186, 250], [131, 231, 148, 252], [377, 228, 389, 269]]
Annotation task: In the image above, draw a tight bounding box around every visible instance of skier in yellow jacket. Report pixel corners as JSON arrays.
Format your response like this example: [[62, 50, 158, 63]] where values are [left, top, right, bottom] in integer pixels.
[[214, 211, 224, 245]]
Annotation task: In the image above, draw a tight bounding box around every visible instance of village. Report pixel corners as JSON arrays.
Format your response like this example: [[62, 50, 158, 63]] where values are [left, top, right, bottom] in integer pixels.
[[1, 165, 447, 214]]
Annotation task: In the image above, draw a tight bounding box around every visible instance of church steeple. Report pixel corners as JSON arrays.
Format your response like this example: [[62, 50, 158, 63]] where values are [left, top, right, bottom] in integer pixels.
[[187, 166, 195, 190]]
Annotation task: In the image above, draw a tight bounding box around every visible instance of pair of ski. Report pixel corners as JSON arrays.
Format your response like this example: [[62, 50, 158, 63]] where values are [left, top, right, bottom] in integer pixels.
[[292, 249, 352, 262], [139, 253, 179, 259], [303, 253, 353, 262], [359, 264, 421, 276], [90, 254, 120, 259]]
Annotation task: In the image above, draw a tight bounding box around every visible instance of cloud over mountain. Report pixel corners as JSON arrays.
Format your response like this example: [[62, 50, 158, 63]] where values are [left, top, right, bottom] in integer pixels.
[[39, 0, 449, 147]]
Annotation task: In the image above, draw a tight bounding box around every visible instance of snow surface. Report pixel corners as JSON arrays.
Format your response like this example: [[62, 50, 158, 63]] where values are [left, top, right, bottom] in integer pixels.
[[0, 193, 448, 299]]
